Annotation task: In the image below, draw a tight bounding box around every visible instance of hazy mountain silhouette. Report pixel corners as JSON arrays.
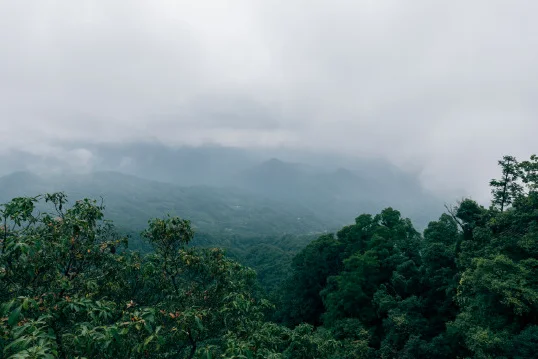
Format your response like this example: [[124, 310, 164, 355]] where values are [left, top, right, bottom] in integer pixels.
[[0, 143, 444, 231]]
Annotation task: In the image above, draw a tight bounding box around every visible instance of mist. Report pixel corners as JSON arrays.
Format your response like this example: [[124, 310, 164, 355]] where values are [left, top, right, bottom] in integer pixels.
[[2, 0, 537, 203]]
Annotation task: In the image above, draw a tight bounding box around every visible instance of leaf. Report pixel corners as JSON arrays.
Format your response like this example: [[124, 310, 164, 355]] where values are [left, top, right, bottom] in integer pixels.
[[8, 306, 21, 326], [21, 298, 29, 311], [4, 336, 29, 351], [195, 316, 204, 331], [144, 335, 154, 346]]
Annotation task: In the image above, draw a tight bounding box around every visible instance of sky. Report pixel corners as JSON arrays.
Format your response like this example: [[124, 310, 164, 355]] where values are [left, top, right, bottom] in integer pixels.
[[1, 0, 537, 201]]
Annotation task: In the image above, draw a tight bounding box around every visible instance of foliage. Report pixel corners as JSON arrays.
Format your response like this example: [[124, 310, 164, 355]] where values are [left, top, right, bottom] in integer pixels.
[[3, 153, 538, 358], [276, 154, 538, 358], [0, 194, 286, 358]]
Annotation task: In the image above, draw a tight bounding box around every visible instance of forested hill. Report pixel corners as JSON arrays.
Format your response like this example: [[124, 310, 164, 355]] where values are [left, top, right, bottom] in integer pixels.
[[0, 143, 444, 232], [1, 154, 538, 358], [0, 170, 330, 239]]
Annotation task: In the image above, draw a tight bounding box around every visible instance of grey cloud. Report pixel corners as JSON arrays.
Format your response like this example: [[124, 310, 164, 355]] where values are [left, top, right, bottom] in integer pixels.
[[144, 93, 282, 131], [1, 0, 537, 201], [187, 94, 282, 130]]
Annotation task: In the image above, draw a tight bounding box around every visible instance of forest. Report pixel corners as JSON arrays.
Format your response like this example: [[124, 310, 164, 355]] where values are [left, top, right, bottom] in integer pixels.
[[1, 153, 538, 358]]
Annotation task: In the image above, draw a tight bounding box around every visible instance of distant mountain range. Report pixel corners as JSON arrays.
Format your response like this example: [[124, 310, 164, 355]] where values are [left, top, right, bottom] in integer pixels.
[[0, 143, 445, 240]]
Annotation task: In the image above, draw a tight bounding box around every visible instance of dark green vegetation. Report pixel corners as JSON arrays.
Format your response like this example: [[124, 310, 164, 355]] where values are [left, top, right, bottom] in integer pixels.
[[2, 154, 538, 358]]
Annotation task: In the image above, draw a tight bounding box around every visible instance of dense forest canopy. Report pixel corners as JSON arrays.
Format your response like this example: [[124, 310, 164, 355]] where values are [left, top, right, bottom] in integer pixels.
[[1, 154, 538, 358]]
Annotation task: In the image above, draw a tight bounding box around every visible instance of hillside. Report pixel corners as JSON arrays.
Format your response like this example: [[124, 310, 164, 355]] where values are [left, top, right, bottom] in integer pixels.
[[0, 171, 330, 240], [0, 144, 445, 230]]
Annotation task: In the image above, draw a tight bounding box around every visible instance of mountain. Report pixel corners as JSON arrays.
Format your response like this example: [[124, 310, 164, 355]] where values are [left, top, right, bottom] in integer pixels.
[[233, 158, 442, 228], [0, 143, 444, 230], [0, 171, 333, 240], [85, 142, 258, 186], [235, 158, 317, 200]]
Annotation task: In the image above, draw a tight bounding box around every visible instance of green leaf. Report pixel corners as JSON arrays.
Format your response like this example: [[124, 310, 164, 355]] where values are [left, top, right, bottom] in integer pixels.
[[144, 335, 154, 347], [8, 306, 21, 326]]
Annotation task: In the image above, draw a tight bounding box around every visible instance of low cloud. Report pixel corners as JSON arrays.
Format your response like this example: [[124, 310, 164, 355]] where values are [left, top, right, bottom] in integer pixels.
[[1, 0, 537, 201]]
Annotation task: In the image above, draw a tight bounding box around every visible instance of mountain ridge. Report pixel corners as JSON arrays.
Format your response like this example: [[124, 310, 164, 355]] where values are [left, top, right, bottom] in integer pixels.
[[0, 144, 445, 232]]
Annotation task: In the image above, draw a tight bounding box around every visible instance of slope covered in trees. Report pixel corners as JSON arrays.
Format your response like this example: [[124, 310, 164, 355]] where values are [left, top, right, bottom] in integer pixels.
[[276, 154, 538, 358], [1, 154, 538, 358], [0, 171, 331, 239], [0, 144, 444, 230]]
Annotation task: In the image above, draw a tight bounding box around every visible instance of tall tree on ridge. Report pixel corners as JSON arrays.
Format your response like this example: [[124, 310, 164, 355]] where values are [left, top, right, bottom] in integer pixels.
[[489, 155, 523, 212]]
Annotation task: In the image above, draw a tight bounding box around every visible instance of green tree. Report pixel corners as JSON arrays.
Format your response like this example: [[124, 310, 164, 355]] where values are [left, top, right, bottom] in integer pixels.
[[449, 155, 538, 358], [276, 234, 343, 326], [322, 209, 421, 348], [490, 155, 523, 212], [0, 194, 281, 358], [519, 154, 538, 192]]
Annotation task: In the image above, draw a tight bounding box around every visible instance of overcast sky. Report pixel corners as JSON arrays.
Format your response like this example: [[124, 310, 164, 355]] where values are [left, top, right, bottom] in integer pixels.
[[1, 0, 537, 200]]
